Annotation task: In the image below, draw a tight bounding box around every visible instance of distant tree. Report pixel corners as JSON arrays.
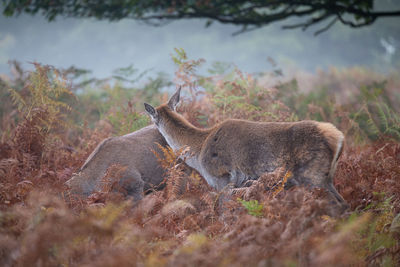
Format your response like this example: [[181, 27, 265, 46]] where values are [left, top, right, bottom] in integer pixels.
[[2, 0, 400, 35]]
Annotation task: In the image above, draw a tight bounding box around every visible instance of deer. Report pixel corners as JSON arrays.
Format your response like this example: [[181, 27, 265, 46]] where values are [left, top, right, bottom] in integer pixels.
[[65, 125, 168, 201], [144, 87, 347, 208]]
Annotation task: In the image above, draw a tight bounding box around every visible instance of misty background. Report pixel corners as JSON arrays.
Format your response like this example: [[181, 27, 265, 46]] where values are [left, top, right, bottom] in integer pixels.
[[0, 11, 399, 80]]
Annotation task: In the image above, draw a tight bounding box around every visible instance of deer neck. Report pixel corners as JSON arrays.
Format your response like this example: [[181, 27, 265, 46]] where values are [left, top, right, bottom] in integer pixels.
[[157, 109, 209, 156]]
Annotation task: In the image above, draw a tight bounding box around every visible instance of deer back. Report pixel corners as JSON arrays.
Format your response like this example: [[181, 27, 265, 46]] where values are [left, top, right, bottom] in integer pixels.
[[66, 125, 167, 195]]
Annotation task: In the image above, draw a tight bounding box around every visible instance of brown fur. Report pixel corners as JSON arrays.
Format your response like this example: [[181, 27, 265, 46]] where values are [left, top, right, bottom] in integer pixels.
[[317, 122, 344, 159], [144, 89, 347, 207], [65, 125, 168, 200]]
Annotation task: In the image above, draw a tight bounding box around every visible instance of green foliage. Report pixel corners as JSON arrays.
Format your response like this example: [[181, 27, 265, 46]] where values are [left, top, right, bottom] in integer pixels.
[[106, 101, 149, 136], [67, 66, 168, 130], [8, 63, 74, 132], [171, 48, 188, 66], [237, 198, 264, 217], [199, 67, 296, 122], [352, 82, 400, 141], [345, 194, 398, 264], [276, 80, 336, 121]]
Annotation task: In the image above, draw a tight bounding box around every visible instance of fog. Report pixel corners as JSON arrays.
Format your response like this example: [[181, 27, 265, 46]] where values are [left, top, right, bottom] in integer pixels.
[[0, 12, 399, 79]]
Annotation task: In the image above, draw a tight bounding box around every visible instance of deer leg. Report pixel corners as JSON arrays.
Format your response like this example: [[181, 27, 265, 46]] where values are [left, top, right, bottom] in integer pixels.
[[118, 169, 145, 201], [326, 182, 348, 208]]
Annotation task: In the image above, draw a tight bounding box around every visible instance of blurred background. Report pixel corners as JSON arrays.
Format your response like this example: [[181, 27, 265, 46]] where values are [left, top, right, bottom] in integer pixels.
[[0, 1, 399, 80]]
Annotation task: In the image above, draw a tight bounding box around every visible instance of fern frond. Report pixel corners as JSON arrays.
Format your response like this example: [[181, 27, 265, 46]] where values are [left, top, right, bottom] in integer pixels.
[[153, 143, 176, 169], [375, 102, 389, 132], [386, 129, 400, 140], [200, 193, 215, 209], [152, 143, 191, 200], [272, 171, 292, 197], [8, 89, 27, 112]]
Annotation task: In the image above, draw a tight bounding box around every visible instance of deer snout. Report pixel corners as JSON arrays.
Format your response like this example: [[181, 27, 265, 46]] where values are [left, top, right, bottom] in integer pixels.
[[65, 174, 93, 196]]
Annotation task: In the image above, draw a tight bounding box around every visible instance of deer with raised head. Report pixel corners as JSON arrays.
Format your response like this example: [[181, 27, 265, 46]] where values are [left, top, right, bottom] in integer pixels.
[[144, 88, 347, 207], [65, 125, 168, 201]]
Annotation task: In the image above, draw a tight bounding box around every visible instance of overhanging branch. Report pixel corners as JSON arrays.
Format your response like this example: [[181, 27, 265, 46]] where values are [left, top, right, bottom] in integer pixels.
[[2, 0, 400, 34]]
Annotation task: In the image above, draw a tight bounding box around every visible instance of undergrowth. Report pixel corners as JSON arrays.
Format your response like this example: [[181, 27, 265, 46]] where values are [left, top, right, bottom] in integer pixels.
[[0, 55, 399, 266]]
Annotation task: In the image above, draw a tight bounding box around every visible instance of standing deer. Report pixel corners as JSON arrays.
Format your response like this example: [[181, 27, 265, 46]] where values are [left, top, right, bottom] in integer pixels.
[[144, 88, 347, 207], [65, 125, 168, 200]]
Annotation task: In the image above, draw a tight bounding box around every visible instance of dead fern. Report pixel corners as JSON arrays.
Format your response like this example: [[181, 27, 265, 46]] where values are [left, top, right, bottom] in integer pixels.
[[230, 167, 289, 201], [4, 64, 76, 181], [86, 164, 129, 205], [153, 143, 190, 201], [1, 58, 400, 266], [9, 63, 74, 133], [153, 143, 179, 169], [99, 163, 128, 193], [12, 108, 47, 165], [272, 170, 293, 197]]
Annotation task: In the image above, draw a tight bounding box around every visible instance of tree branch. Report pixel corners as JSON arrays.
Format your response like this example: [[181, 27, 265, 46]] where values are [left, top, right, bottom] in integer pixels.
[[2, 0, 400, 34], [314, 17, 338, 35], [336, 12, 376, 28], [282, 12, 332, 31]]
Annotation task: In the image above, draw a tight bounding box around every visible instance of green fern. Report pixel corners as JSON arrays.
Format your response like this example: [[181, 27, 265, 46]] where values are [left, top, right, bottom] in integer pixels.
[[171, 48, 188, 65], [8, 63, 74, 132], [9, 89, 27, 112], [351, 82, 400, 142], [237, 198, 264, 217], [107, 108, 149, 136]]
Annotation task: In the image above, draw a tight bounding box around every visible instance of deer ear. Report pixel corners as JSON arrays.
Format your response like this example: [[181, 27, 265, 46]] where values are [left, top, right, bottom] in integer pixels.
[[168, 86, 181, 111], [144, 103, 158, 120]]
